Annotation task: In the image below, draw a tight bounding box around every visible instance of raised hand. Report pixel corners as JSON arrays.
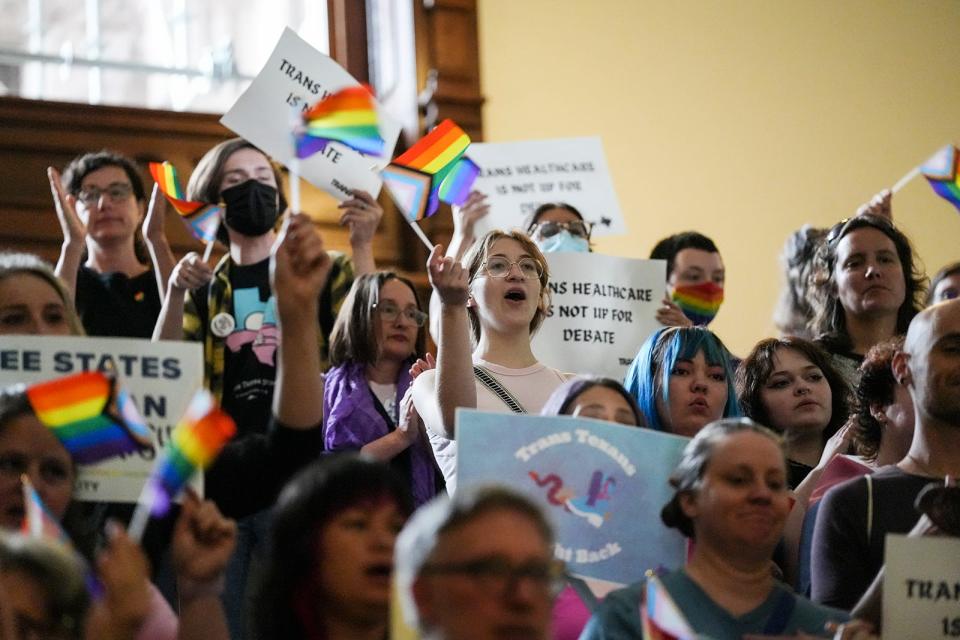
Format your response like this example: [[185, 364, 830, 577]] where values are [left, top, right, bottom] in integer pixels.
[[87, 522, 151, 639], [656, 294, 694, 328], [410, 353, 436, 379], [452, 190, 490, 238], [428, 244, 469, 306], [169, 252, 214, 292], [271, 213, 333, 318], [856, 189, 892, 220], [338, 189, 383, 246], [143, 184, 168, 244], [47, 166, 86, 247], [172, 489, 237, 587]]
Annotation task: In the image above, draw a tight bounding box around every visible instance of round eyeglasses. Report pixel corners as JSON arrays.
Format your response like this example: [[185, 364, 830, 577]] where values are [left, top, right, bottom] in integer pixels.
[[480, 257, 543, 280], [77, 183, 135, 206], [374, 302, 428, 327]]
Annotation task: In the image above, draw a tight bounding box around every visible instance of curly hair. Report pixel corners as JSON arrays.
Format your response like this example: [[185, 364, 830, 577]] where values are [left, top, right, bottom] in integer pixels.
[[851, 336, 904, 461]]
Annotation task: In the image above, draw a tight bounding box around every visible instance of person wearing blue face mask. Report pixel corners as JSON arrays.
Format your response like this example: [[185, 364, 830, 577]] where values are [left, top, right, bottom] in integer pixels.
[[526, 202, 593, 254]]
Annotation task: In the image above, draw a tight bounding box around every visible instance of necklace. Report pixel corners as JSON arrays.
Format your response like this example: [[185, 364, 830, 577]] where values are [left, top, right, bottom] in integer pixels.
[[901, 453, 943, 479]]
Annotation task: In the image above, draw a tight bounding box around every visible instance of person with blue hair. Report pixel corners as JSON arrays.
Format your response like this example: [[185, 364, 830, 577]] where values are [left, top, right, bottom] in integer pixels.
[[624, 326, 739, 438]]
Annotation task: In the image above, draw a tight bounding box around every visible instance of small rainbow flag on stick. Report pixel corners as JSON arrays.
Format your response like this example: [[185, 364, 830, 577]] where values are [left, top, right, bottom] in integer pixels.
[[295, 85, 385, 159], [921, 145, 960, 214], [642, 575, 696, 640], [383, 119, 481, 225], [148, 162, 222, 244], [26, 372, 153, 465], [128, 389, 235, 541]]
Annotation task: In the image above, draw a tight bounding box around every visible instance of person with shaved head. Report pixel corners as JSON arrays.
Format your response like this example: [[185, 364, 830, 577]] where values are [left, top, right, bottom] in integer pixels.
[[810, 299, 960, 610]]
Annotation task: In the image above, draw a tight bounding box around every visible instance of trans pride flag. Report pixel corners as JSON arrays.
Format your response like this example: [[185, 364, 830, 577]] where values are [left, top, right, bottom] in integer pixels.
[[26, 371, 153, 465], [642, 575, 696, 640], [21, 475, 70, 544], [295, 85, 385, 159], [921, 145, 960, 213], [382, 119, 480, 221], [149, 161, 222, 243]]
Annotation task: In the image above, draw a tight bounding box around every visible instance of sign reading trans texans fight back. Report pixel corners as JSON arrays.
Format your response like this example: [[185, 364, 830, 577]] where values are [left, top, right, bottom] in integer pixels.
[[456, 409, 688, 585]]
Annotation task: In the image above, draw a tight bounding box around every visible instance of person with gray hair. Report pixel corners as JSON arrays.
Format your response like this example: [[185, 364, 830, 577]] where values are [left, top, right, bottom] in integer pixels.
[[581, 418, 866, 640], [395, 485, 561, 640]]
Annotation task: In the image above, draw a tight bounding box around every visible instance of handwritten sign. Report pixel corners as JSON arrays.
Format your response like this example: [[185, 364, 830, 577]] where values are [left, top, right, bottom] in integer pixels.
[[221, 27, 402, 200], [883, 534, 960, 639], [532, 253, 665, 380], [0, 336, 203, 503], [468, 137, 626, 236], [457, 409, 688, 585]]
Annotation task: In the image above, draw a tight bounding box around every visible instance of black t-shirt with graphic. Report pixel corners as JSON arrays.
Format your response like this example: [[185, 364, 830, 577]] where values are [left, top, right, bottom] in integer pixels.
[[220, 258, 277, 439]]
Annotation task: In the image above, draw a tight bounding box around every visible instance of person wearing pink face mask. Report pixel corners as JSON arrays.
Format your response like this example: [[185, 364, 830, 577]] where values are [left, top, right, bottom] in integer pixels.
[[650, 232, 725, 328]]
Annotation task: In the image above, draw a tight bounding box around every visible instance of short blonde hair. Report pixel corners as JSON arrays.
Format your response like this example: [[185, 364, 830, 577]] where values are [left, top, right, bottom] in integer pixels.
[[462, 229, 550, 343]]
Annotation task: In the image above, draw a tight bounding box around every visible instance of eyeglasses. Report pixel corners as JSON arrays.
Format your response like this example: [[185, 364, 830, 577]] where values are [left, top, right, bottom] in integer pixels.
[[374, 302, 428, 327], [532, 220, 592, 240], [825, 213, 898, 247], [420, 556, 566, 596], [77, 183, 134, 205], [480, 257, 543, 280]]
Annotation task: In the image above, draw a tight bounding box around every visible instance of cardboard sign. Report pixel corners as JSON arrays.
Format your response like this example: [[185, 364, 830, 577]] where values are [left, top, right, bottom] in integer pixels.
[[0, 336, 203, 503], [883, 534, 960, 639], [221, 27, 403, 200], [456, 409, 688, 585], [468, 137, 627, 236], [532, 253, 665, 380]]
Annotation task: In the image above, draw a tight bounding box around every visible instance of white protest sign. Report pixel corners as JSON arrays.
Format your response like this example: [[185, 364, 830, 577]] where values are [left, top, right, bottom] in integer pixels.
[[532, 253, 665, 379], [221, 27, 402, 200], [468, 137, 627, 237], [883, 534, 960, 639], [0, 336, 203, 503]]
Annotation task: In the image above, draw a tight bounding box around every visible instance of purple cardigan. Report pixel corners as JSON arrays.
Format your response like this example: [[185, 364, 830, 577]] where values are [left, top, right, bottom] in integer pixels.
[[323, 360, 437, 505]]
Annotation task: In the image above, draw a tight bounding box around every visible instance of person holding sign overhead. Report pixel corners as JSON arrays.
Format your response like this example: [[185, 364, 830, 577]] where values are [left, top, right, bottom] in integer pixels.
[[49, 152, 175, 338], [580, 419, 868, 640], [624, 326, 740, 438], [412, 229, 570, 494]]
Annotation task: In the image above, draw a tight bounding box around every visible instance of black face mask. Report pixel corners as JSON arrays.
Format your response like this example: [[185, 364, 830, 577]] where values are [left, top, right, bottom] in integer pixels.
[[222, 180, 279, 237]]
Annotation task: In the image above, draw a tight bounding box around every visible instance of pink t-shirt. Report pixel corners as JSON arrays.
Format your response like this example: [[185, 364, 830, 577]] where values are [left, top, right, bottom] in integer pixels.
[[423, 357, 569, 494]]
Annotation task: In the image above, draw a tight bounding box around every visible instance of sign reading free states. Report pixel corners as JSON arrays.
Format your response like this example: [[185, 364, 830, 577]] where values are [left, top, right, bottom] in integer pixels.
[[456, 409, 688, 585], [0, 336, 203, 503], [221, 27, 403, 201], [532, 253, 666, 380], [883, 534, 960, 639], [468, 137, 627, 237]]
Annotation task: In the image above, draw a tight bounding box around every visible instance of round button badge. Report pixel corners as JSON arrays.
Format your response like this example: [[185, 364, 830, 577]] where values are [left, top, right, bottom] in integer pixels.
[[210, 312, 236, 338]]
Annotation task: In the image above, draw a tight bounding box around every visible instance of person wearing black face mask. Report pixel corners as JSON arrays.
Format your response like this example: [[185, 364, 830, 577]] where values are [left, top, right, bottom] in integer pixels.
[[152, 138, 383, 640]]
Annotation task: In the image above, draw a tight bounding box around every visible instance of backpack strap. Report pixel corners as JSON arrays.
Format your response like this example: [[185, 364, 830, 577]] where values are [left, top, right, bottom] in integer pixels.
[[473, 366, 527, 414], [865, 474, 874, 543]]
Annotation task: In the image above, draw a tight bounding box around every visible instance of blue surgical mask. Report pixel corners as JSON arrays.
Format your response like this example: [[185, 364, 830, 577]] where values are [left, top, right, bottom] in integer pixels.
[[537, 230, 590, 253]]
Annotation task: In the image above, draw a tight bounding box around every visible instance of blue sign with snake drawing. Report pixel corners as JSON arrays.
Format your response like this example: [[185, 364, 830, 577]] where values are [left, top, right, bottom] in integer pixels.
[[456, 409, 689, 585]]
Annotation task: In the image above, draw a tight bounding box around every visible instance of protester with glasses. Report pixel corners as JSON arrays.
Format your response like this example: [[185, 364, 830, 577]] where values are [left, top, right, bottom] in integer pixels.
[[413, 230, 569, 493], [323, 272, 439, 506], [48, 151, 175, 337], [809, 214, 926, 387], [526, 202, 593, 254], [396, 485, 560, 640]]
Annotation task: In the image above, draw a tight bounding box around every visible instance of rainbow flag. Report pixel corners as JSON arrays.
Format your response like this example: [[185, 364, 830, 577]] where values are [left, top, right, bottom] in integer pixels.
[[642, 575, 696, 640], [21, 475, 70, 544], [26, 372, 153, 465], [148, 161, 222, 243], [143, 390, 235, 517], [296, 85, 385, 159], [921, 145, 960, 213], [384, 119, 480, 220]]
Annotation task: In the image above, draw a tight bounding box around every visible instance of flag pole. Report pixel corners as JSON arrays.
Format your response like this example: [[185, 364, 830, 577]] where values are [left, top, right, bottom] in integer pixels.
[[891, 166, 921, 194], [406, 218, 433, 250]]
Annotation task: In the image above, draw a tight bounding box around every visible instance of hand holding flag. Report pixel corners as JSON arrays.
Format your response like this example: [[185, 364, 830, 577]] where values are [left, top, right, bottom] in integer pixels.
[[148, 162, 223, 254]]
